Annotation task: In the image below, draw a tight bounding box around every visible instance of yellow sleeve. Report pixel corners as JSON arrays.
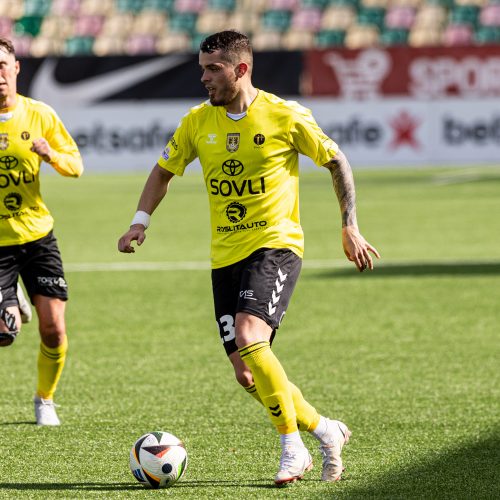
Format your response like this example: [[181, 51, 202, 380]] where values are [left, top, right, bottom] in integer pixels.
[[157, 112, 197, 176], [45, 110, 83, 178], [289, 104, 339, 166]]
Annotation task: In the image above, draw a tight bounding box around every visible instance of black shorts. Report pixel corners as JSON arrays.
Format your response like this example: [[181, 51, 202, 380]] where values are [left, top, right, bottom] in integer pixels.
[[212, 248, 302, 356], [0, 231, 68, 308]]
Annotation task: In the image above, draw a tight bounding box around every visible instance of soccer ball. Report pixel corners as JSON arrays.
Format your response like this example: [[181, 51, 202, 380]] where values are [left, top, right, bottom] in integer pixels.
[[129, 431, 188, 489]]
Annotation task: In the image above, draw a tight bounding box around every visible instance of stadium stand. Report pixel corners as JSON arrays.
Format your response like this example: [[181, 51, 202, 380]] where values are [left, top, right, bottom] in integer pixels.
[[2, 0, 500, 55]]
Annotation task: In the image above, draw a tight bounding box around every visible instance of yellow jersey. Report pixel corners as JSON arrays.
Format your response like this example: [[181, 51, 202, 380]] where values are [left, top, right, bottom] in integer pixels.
[[157, 90, 338, 269], [0, 94, 83, 246]]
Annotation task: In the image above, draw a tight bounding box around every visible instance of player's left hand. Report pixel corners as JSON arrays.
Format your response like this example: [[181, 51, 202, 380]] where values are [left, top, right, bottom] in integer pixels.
[[342, 226, 380, 272], [31, 138, 53, 163]]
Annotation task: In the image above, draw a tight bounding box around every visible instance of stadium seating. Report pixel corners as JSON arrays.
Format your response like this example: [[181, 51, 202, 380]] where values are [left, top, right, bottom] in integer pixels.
[[479, 3, 500, 25], [0, 16, 14, 38], [251, 29, 282, 49], [65, 35, 94, 55], [73, 15, 105, 37], [196, 9, 230, 33], [380, 27, 409, 44], [315, 28, 346, 46], [345, 24, 380, 48], [282, 28, 316, 48], [321, 5, 356, 30], [24, 0, 52, 16], [124, 33, 157, 54], [79, 0, 115, 16], [156, 32, 192, 52], [442, 22, 474, 44], [385, 5, 416, 30], [3, 0, 500, 56], [30, 35, 64, 56], [51, 0, 81, 16]]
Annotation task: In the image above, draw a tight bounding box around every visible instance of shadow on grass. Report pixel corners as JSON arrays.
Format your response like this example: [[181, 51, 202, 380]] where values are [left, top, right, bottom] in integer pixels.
[[341, 432, 500, 500], [0, 483, 141, 492], [0, 480, 277, 491], [305, 262, 500, 279]]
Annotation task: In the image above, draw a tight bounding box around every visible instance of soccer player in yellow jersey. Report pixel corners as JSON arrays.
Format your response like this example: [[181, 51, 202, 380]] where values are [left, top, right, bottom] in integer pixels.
[[0, 38, 83, 426], [119, 31, 379, 485]]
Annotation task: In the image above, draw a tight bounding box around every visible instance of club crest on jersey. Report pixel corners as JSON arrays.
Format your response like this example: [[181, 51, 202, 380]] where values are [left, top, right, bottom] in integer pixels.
[[0, 134, 8, 151], [226, 133, 240, 152]]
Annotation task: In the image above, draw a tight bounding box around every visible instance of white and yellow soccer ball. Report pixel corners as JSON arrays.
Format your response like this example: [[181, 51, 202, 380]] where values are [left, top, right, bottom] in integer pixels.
[[129, 431, 188, 489]]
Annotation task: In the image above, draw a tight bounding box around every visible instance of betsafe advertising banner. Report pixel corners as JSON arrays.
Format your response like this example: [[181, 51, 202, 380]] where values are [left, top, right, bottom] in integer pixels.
[[50, 97, 499, 171]]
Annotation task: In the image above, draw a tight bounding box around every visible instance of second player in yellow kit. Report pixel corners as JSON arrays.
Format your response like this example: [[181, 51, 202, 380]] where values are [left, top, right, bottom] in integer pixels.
[[0, 94, 82, 245], [119, 31, 379, 486], [0, 37, 83, 427]]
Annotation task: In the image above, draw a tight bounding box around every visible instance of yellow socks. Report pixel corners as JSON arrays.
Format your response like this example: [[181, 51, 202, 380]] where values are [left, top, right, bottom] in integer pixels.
[[239, 341, 297, 434], [244, 383, 261, 402], [36, 336, 68, 400], [245, 381, 320, 432], [289, 382, 321, 432]]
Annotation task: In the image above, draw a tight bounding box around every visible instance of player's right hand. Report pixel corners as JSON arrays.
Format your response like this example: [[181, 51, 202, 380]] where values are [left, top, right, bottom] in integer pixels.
[[118, 225, 146, 253]]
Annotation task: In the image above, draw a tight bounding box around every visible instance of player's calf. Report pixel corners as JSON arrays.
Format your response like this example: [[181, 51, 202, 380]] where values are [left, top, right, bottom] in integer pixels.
[[0, 307, 19, 347]]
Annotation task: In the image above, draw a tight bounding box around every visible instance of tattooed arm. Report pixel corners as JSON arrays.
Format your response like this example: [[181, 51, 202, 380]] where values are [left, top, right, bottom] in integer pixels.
[[324, 149, 357, 228], [324, 149, 380, 272]]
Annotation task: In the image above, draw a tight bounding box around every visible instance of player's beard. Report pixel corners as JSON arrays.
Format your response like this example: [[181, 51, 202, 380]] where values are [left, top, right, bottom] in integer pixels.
[[209, 80, 239, 107]]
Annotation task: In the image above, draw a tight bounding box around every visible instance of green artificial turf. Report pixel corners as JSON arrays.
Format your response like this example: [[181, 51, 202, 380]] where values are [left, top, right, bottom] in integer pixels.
[[0, 166, 498, 498]]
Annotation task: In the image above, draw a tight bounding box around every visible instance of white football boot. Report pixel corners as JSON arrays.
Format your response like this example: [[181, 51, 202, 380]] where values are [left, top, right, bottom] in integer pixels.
[[319, 419, 351, 481], [34, 396, 61, 426], [17, 283, 32, 323], [274, 445, 313, 486]]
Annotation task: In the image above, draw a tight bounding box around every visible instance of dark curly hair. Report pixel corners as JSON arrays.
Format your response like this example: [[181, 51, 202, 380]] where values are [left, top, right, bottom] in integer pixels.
[[200, 30, 252, 68]]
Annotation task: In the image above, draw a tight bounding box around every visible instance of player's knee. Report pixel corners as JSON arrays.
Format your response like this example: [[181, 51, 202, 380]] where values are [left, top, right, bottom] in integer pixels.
[[0, 308, 20, 347], [39, 322, 66, 348], [40, 331, 65, 349]]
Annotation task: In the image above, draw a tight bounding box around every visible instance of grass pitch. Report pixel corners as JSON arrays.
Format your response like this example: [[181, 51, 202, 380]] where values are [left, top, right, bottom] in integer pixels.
[[0, 166, 499, 499]]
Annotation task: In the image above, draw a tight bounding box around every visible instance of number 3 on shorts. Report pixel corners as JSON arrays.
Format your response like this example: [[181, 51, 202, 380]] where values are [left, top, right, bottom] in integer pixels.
[[218, 314, 235, 343]]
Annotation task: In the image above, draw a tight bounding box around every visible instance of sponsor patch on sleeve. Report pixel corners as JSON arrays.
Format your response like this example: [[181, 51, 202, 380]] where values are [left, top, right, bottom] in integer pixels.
[[161, 146, 171, 161]]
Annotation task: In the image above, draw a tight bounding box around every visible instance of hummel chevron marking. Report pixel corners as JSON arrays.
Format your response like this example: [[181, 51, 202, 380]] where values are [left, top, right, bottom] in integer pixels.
[[278, 268, 287, 282], [269, 404, 282, 417], [269, 268, 288, 316]]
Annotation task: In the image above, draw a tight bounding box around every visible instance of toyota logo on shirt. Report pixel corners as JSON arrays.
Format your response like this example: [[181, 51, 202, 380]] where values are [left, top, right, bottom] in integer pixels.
[[222, 159, 244, 176], [0, 156, 18, 170]]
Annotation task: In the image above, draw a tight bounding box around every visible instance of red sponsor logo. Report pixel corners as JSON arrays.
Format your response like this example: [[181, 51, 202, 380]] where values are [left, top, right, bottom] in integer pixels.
[[389, 111, 421, 150], [322, 49, 391, 99]]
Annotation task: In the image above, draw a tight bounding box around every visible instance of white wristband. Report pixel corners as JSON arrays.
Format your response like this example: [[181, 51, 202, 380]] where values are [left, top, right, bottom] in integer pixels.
[[131, 210, 150, 229]]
